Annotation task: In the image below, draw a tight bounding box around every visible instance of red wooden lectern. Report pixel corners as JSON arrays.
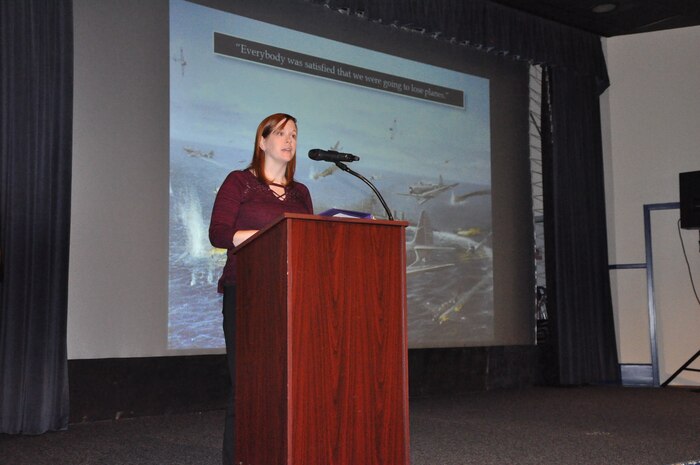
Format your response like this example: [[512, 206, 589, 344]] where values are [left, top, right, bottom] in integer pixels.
[[234, 213, 410, 465]]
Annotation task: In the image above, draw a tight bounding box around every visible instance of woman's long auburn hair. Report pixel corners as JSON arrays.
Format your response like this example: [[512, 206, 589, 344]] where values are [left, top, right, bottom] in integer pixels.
[[248, 113, 297, 186]]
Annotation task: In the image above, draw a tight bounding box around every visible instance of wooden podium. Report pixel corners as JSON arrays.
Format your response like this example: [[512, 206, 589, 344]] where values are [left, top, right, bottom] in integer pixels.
[[234, 213, 410, 465]]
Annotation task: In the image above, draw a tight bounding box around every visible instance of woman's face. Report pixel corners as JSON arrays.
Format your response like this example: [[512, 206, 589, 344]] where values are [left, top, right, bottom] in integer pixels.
[[259, 118, 297, 166]]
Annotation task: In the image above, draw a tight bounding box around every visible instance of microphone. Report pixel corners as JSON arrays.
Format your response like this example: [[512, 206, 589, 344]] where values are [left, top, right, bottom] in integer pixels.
[[308, 149, 360, 162]]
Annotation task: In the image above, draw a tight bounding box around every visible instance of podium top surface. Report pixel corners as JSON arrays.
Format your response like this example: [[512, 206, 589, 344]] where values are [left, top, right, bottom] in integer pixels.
[[234, 213, 408, 253]]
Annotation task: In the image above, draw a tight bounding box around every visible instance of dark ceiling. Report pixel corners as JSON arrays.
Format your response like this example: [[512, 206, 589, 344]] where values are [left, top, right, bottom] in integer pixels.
[[487, 0, 700, 37]]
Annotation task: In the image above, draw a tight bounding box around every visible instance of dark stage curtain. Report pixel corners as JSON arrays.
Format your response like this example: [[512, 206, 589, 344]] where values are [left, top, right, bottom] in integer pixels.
[[540, 67, 619, 385], [0, 0, 73, 433], [315, 0, 609, 89], [317, 0, 619, 385]]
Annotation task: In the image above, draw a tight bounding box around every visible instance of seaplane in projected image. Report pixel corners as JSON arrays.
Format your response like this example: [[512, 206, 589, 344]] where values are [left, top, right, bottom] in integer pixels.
[[183, 147, 215, 159], [398, 175, 458, 205]]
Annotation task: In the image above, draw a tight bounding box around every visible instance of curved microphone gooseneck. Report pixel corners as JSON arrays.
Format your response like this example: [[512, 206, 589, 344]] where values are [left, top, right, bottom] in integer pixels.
[[334, 161, 394, 221]]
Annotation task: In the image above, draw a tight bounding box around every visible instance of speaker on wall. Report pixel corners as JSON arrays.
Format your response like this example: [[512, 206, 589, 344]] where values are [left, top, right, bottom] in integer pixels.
[[679, 170, 700, 230]]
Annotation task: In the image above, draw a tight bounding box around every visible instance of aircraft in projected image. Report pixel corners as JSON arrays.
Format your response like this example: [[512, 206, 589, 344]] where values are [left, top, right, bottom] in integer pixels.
[[388, 118, 397, 140], [398, 175, 458, 204], [435, 273, 493, 324], [310, 141, 342, 180], [172, 47, 187, 76], [406, 211, 455, 274], [406, 210, 493, 266], [183, 147, 215, 159], [405, 211, 493, 323], [456, 227, 482, 237], [433, 228, 493, 261], [406, 245, 455, 274], [450, 188, 491, 205]]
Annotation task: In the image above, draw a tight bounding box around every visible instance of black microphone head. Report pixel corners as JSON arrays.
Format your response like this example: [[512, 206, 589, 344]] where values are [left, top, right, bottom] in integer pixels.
[[308, 148, 359, 162]]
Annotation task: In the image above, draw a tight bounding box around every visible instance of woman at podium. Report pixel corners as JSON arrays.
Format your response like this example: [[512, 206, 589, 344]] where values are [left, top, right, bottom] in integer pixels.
[[208, 113, 313, 464]]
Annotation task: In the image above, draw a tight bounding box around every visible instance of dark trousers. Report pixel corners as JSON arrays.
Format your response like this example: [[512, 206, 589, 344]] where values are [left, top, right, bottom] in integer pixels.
[[222, 285, 236, 465]]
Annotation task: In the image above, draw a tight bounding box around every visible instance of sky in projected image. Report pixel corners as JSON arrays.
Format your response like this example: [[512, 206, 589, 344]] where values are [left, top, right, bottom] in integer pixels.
[[169, 0, 493, 350]]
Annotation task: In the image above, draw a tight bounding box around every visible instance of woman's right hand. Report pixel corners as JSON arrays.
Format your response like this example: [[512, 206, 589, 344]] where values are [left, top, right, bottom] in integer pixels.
[[232, 230, 259, 247]]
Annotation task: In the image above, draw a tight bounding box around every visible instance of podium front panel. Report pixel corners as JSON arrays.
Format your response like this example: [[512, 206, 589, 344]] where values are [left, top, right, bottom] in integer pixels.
[[236, 215, 409, 465]]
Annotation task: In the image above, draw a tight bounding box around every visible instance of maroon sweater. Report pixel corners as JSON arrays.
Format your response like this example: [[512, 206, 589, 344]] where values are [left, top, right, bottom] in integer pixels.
[[209, 170, 313, 292]]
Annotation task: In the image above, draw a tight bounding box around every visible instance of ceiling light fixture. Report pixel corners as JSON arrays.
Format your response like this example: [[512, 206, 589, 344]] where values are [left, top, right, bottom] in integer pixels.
[[592, 3, 617, 13]]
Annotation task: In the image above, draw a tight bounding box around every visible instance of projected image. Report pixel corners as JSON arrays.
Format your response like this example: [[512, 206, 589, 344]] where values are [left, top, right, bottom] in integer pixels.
[[169, 0, 493, 350]]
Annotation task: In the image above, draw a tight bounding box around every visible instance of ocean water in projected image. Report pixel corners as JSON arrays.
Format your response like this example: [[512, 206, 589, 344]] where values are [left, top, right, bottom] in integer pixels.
[[168, 137, 493, 350], [401, 185, 494, 348]]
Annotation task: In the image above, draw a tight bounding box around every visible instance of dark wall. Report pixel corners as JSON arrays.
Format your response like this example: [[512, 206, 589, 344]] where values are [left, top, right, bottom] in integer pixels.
[[69, 347, 537, 423]]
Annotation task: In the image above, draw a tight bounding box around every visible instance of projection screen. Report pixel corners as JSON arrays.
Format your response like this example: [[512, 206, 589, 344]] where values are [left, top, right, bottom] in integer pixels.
[[168, 0, 534, 351]]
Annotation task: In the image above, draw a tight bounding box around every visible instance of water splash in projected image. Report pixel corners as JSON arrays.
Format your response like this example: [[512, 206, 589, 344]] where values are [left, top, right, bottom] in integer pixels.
[[169, 150, 228, 349], [176, 188, 216, 286]]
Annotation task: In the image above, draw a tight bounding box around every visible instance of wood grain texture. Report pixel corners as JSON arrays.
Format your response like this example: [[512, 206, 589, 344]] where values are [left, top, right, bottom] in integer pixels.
[[235, 215, 409, 465], [235, 224, 289, 464]]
